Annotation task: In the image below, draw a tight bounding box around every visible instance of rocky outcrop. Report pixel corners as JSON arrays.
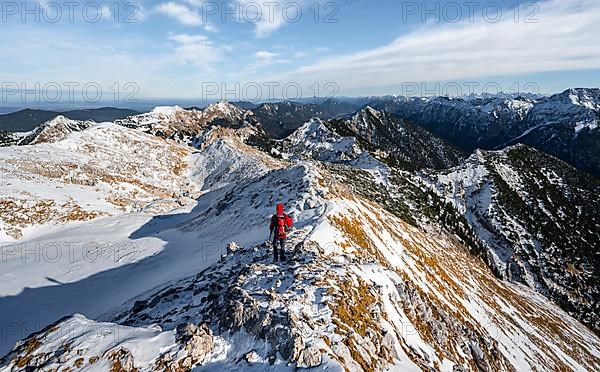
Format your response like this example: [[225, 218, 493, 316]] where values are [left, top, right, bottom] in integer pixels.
[[105, 348, 136, 372], [154, 323, 214, 370], [115, 103, 261, 147], [297, 346, 322, 368], [117, 237, 329, 368]]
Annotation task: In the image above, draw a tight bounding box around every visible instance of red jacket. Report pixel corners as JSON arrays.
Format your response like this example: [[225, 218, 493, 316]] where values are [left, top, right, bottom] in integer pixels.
[[270, 204, 293, 239]]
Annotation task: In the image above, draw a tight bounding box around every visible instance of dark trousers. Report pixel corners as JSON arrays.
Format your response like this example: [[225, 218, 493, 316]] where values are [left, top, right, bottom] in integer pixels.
[[272, 237, 286, 261]]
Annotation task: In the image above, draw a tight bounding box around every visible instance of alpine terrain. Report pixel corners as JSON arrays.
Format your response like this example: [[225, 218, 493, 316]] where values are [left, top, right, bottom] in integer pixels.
[[0, 98, 598, 372], [370, 88, 600, 176]]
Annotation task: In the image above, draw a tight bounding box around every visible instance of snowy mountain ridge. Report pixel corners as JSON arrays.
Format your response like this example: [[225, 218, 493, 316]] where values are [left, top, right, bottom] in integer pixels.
[[17, 116, 96, 146], [2, 156, 599, 371], [115, 102, 259, 146], [371, 88, 600, 175], [0, 122, 199, 241], [0, 100, 599, 371], [278, 118, 363, 163], [424, 145, 600, 333]]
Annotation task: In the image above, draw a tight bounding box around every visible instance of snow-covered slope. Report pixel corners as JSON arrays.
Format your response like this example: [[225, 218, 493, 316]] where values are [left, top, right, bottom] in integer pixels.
[[115, 102, 258, 146], [2, 161, 599, 371], [17, 116, 95, 145], [1, 104, 599, 372], [425, 145, 600, 334], [0, 122, 200, 240], [278, 118, 362, 162], [276, 118, 393, 185], [0, 119, 286, 357]]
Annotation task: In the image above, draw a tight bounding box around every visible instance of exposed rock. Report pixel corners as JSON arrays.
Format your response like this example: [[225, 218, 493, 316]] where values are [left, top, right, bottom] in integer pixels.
[[132, 300, 147, 314], [176, 323, 214, 366], [244, 350, 260, 364], [227, 242, 240, 254], [105, 348, 136, 372], [296, 346, 322, 368]]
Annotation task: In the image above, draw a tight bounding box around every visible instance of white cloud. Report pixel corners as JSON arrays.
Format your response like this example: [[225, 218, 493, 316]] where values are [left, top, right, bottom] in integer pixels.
[[277, 0, 600, 91], [156, 2, 215, 31], [203, 23, 218, 32], [0, 24, 176, 97], [156, 2, 200, 25], [100, 6, 112, 20], [249, 50, 290, 69], [255, 50, 279, 60], [168, 33, 224, 72], [234, 0, 303, 38]]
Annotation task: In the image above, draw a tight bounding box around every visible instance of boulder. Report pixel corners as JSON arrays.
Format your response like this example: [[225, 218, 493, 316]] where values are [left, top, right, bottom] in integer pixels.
[[105, 348, 136, 372], [227, 242, 240, 254], [176, 323, 214, 367], [244, 350, 260, 364], [296, 346, 322, 368]]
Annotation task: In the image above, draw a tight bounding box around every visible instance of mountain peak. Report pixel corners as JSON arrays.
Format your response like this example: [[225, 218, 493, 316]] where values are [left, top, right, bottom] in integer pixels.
[[44, 114, 69, 125], [363, 105, 382, 116], [560, 88, 600, 110], [203, 100, 247, 117], [150, 105, 184, 115], [17, 115, 94, 145]]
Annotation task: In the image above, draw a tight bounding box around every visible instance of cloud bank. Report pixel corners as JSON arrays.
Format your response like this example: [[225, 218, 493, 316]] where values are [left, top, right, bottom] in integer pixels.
[[276, 0, 600, 91]]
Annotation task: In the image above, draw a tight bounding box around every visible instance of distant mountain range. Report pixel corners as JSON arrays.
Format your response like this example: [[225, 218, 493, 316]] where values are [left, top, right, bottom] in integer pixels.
[[248, 99, 361, 138], [2, 88, 600, 177], [0, 107, 140, 132], [369, 88, 600, 176]]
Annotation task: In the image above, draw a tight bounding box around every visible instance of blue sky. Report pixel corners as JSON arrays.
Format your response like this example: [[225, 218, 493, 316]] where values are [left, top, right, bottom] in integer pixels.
[[1, 0, 599, 104]]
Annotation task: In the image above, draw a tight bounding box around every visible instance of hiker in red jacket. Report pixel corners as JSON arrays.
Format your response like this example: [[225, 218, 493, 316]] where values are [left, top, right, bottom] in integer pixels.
[[269, 203, 293, 262]]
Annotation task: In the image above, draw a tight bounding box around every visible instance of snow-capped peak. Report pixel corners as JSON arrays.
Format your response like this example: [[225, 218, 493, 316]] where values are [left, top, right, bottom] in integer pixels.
[[202, 101, 250, 122], [279, 118, 363, 162], [17, 115, 95, 145], [363, 105, 382, 117], [564, 88, 600, 111], [150, 105, 185, 116]]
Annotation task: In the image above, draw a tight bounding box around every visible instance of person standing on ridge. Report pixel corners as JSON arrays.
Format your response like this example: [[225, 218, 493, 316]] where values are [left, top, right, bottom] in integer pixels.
[[269, 204, 293, 262]]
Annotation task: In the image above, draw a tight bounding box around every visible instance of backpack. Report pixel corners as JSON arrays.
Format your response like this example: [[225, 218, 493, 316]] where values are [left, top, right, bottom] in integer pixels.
[[274, 214, 288, 238]]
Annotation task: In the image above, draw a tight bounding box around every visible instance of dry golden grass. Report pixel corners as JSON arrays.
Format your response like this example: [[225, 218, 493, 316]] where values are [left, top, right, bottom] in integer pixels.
[[327, 277, 394, 371], [328, 214, 389, 267], [0, 130, 199, 236], [309, 162, 600, 370], [0, 198, 105, 239], [331, 279, 378, 338], [74, 358, 84, 368], [14, 338, 42, 368]]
